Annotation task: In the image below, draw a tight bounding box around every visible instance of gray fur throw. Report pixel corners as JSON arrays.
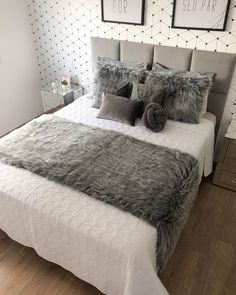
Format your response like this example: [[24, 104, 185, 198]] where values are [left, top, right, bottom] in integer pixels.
[[147, 64, 214, 124], [0, 116, 200, 272]]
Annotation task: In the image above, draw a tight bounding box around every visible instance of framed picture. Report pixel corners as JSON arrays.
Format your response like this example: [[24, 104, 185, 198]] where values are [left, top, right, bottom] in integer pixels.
[[101, 0, 145, 25], [172, 0, 231, 31]]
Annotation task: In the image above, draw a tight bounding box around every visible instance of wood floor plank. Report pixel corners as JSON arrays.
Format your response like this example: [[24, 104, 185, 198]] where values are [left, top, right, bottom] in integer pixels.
[[0, 177, 235, 295]]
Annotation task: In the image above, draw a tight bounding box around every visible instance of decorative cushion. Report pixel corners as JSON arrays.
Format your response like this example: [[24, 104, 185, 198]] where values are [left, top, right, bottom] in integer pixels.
[[152, 62, 169, 71], [143, 103, 168, 132], [130, 82, 165, 117], [153, 63, 213, 115], [93, 62, 147, 109], [97, 57, 148, 69], [114, 83, 130, 97], [97, 94, 141, 126], [146, 64, 214, 124]]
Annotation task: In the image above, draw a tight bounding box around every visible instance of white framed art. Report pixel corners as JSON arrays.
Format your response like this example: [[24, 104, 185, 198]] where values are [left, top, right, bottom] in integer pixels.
[[101, 0, 145, 25], [172, 0, 231, 31]]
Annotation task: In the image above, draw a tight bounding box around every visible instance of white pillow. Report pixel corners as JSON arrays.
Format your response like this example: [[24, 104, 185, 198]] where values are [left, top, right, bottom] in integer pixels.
[[201, 88, 210, 114]]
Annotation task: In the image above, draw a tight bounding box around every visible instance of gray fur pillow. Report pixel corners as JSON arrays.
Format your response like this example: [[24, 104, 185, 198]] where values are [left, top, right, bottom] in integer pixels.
[[92, 62, 147, 109], [131, 82, 165, 117], [146, 65, 214, 124], [97, 94, 141, 126]]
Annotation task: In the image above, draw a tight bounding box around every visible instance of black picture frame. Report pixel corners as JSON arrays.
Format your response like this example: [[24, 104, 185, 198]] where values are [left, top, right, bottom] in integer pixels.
[[172, 0, 231, 31], [101, 0, 145, 26]]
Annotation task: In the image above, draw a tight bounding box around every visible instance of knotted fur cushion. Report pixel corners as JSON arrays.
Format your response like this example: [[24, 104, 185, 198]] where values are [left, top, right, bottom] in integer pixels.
[[143, 103, 168, 132]]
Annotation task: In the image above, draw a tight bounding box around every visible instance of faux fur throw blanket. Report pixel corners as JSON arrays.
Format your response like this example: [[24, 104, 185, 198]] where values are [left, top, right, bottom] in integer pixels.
[[0, 116, 200, 272]]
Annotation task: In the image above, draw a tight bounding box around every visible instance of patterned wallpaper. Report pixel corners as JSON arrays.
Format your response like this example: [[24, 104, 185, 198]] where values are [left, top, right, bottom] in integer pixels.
[[28, 0, 236, 150]]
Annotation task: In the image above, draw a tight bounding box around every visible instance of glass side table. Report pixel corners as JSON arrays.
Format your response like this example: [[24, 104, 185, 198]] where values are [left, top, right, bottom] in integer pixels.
[[41, 83, 83, 112]]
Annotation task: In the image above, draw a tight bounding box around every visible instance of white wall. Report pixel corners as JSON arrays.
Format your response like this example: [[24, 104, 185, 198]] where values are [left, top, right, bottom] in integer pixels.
[[0, 0, 43, 137], [28, 0, 236, 93]]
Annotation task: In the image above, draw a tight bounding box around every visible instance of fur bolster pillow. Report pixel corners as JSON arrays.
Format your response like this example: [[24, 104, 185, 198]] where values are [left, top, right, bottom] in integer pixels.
[[143, 103, 168, 132]]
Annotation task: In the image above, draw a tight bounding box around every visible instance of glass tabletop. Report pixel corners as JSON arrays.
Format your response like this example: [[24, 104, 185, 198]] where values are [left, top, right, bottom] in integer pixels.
[[42, 83, 82, 96]]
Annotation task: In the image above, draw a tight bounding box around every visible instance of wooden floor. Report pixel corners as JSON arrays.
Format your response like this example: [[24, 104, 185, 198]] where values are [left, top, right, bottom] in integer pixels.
[[0, 177, 235, 295]]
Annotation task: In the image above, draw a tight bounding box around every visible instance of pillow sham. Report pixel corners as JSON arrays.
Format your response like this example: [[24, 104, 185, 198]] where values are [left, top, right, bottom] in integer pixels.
[[97, 93, 141, 126], [93, 63, 147, 109], [146, 64, 214, 124], [152, 63, 214, 114], [130, 82, 165, 117]]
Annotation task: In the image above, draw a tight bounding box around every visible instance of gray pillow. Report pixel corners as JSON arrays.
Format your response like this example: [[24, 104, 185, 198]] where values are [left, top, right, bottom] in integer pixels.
[[152, 63, 171, 71], [92, 62, 147, 109], [97, 57, 148, 69], [143, 103, 168, 133], [146, 64, 214, 124], [97, 94, 141, 126], [131, 82, 166, 117]]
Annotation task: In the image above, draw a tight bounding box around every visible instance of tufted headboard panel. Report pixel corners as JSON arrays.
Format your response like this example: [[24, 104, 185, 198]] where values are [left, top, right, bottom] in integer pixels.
[[153, 45, 192, 71], [120, 41, 154, 64], [91, 37, 236, 132]]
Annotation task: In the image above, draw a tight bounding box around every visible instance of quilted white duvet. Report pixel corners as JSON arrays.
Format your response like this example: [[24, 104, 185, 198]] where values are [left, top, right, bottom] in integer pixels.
[[0, 95, 215, 295]]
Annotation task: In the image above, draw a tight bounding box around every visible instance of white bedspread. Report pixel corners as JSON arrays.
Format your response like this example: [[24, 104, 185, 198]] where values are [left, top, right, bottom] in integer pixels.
[[0, 95, 215, 295], [56, 95, 215, 177]]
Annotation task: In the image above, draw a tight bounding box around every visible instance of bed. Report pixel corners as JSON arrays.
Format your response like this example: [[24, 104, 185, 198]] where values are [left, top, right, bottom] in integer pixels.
[[0, 37, 235, 295]]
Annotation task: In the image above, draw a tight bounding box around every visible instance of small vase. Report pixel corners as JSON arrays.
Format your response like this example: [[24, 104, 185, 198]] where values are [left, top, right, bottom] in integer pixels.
[[61, 85, 68, 94]]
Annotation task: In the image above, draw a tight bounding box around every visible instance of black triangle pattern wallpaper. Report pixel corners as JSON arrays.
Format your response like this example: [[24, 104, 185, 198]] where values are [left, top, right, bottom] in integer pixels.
[[28, 0, 236, 149]]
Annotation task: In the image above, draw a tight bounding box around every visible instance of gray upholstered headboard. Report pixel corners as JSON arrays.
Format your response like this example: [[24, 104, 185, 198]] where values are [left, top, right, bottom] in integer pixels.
[[91, 37, 236, 133]]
